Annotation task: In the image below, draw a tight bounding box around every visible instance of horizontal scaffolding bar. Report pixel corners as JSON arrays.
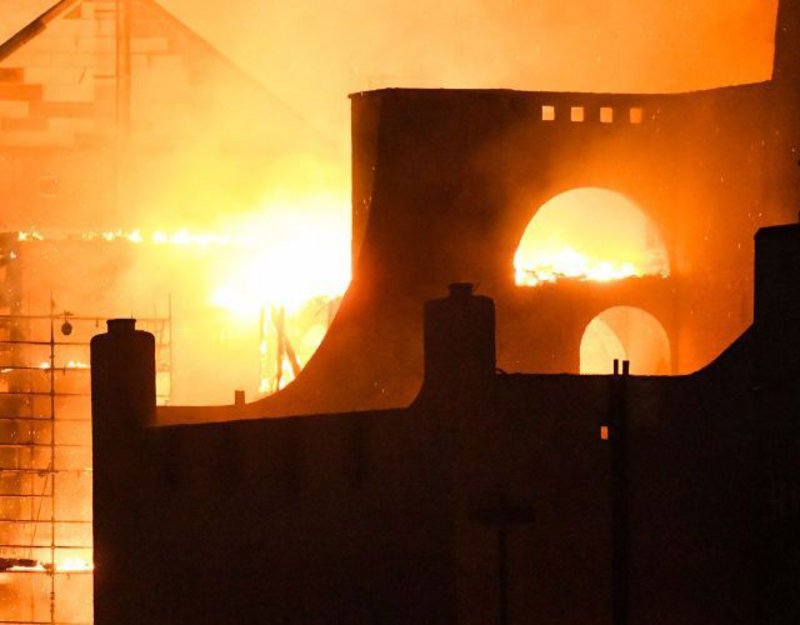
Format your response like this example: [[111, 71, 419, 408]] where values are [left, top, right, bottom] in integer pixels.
[[0, 340, 88, 347], [0, 417, 90, 423], [0, 469, 90, 475], [0, 366, 169, 374], [0, 444, 90, 449], [0, 621, 92, 625], [0, 520, 90, 525], [0, 367, 89, 373], [0, 392, 87, 397], [0, 519, 88, 525], [0, 494, 52, 499], [0, 314, 166, 323], [0, 543, 92, 544]]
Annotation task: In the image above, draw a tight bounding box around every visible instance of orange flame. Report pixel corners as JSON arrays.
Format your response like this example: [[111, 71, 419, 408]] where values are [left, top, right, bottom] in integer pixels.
[[17, 229, 253, 246], [56, 557, 93, 573], [515, 245, 664, 286], [38, 361, 90, 370], [18, 187, 351, 400], [514, 188, 670, 287]]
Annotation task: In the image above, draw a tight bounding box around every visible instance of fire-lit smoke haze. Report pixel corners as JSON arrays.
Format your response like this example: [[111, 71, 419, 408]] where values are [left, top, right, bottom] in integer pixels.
[[0, 3, 788, 622], [159, 0, 779, 144], [0, 0, 782, 406]]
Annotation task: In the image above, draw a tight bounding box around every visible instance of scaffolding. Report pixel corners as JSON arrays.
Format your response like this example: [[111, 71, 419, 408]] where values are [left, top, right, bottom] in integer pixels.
[[0, 305, 171, 625]]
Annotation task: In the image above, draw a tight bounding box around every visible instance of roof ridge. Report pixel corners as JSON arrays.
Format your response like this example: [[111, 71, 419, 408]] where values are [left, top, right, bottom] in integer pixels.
[[0, 0, 78, 61]]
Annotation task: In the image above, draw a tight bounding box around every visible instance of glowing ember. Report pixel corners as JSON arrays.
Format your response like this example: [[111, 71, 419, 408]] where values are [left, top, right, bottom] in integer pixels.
[[515, 245, 656, 286], [18, 229, 254, 246], [17, 231, 44, 242], [38, 360, 90, 370], [57, 557, 93, 573], [7, 563, 46, 573], [65, 360, 90, 369], [5, 558, 93, 573]]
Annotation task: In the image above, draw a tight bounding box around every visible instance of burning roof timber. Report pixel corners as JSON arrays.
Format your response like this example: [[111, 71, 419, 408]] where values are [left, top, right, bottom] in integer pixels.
[[0, 1, 63, 51]]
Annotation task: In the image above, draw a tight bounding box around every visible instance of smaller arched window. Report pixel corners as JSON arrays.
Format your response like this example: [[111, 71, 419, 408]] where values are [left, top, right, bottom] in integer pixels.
[[580, 306, 671, 375]]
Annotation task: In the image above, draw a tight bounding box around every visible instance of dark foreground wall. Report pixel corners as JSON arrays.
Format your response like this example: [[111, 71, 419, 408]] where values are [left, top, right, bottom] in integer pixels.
[[93, 225, 800, 625]]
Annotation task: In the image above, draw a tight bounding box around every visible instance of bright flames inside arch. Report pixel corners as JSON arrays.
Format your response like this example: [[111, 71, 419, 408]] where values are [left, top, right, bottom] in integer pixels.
[[514, 187, 670, 286]]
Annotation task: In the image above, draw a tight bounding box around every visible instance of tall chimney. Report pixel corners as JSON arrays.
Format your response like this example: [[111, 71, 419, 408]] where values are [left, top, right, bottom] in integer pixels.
[[754, 223, 800, 379], [90, 318, 155, 625], [91, 318, 155, 428]]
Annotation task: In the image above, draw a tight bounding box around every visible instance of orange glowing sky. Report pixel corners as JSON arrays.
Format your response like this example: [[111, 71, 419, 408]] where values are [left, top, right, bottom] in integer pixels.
[[157, 0, 779, 142]]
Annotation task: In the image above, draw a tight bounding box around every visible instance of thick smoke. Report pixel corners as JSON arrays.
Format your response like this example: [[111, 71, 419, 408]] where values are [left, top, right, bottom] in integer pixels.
[[0, 0, 781, 405], [161, 0, 778, 147]]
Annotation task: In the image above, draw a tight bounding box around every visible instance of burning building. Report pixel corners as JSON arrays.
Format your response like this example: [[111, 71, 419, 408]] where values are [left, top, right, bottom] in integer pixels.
[[153, 0, 800, 424], [0, 0, 794, 622], [0, 1, 346, 623], [89, 1, 800, 624]]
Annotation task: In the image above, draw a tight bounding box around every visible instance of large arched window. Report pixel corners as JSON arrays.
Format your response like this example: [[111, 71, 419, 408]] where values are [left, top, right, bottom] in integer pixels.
[[514, 187, 669, 286]]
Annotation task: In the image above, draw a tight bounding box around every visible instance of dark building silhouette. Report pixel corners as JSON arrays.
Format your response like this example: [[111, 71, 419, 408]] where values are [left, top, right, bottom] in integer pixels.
[[93, 2, 800, 624], [92, 224, 800, 625]]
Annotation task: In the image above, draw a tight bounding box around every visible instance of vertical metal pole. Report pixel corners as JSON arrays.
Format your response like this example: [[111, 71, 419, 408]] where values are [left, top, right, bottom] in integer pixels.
[[258, 306, 269, 394], [611, 360, 630, 625], [48, 299, 56, 625], [114, 0, 132, 223], [474, 502, 534, 625], [114, 0, 131, 135], [497, 528, 509, 625], [167, 293, 173, 404], [275, 306, 285, 390]]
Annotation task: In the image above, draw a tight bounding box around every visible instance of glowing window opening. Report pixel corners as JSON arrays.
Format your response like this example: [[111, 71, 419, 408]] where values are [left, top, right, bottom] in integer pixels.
[[514, 187, 669, 287], [580, 306, 671, 375]]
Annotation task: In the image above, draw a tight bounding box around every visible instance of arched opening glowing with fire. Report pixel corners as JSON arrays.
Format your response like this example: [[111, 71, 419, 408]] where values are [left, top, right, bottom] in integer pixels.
[[514, 187, 673, 375], [513, 187, 670, 286], [580, 306, 671, 375]]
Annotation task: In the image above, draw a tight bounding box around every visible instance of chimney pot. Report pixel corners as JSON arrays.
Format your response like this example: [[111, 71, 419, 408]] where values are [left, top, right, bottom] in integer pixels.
[[107, 318, 136, 334], [448, 282, 474, 298]]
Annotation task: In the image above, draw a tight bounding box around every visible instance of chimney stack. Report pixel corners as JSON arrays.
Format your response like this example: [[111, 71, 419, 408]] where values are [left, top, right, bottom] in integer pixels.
[[90, 318, 156, 625], [422, 283, 496, 394], [753, 223, 800, 379]]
